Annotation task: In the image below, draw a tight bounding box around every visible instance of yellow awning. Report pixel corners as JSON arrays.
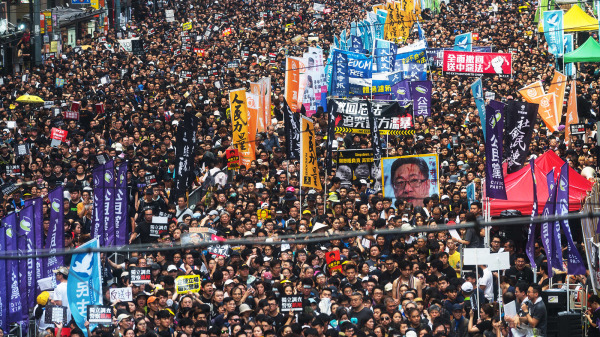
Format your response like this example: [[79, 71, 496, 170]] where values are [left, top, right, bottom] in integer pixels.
[[539, 5, 598, 32]]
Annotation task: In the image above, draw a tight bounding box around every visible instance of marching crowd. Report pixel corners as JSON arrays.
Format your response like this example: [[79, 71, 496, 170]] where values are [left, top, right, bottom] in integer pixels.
[[1, 0, 600, 336]]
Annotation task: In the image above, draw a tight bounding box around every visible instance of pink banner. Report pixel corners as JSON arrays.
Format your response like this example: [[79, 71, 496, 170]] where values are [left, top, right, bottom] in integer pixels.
[[443, 51, 512, 78]]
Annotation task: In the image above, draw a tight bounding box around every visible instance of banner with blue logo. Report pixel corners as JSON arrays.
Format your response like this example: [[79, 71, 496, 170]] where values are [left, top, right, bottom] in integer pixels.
[[543, 10, 564, 56], [471, 78, 486, 140], [67, 238, 103, 334], [454, 32, 472, 52], [46, 187, 64, 279], [541, 169, 557, 278], [526, 159, 538, 270], [4, 212, 23, 323], [103, 161, 116, 246], [17, 205, 35, 310], [115, 162, 128, 246], [92, 164, 105, 245], [411, 81, 432, 117], [392, 79, 412, 106], [556, 163, 586, 275]]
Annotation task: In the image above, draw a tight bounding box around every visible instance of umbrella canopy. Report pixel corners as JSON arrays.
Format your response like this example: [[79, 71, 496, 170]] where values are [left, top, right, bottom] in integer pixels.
[[538, 4, 598, 32], [564, 37, 600, 63], [15, 95, 45, 104]]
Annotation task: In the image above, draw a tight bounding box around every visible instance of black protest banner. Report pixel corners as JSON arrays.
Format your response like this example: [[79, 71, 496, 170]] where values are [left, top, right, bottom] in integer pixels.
[[332, 99, 414, 135]]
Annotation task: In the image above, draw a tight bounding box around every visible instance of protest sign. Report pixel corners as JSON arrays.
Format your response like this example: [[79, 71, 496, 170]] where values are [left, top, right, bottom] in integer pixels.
[[226, 149, 240, 170], [280, 295, 303, 312], [175, 275, 201, 294], [570, 123, 585, 135], [45, 305, 68, 324], [331, 99, 414, 135], [443, 51, 512, 78], [150, 216, 169, 237], [207, 244, 230, 257], [326, 251, 342, 275], [109, 287, 132, 302], [129, 267, 152, 285], [87, 305, 112, 325]]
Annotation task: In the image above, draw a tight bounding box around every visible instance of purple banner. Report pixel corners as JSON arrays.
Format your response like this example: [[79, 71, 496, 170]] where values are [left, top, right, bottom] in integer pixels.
[[526, 159, 538, 270], [4, 212, 23, 322], [485, 100, 507, 199], [17, 204, 35, 312], [541, 170, 557, 278], [26, 198, 45, 288], [115, 162, 128, 246], [104, 161, 115, 246], [411, 81, 432, 117], [46, 186, 64, 278], [557, 163, 586, 275], [391, 79, 412, 105], [0, 215, 6, 331], [550, 171, 563, 272], [92, 164, 105, 245], [505, 101, 538, 174]]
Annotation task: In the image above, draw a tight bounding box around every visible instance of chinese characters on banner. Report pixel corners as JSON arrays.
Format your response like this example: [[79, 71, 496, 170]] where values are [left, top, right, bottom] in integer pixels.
[[565, 80, 579, 145], [173, 112, 198, 201], [300, 116, 322, 190], [175, 275, 201, 294], [50, 127, 68, 142], [548, 71, 567, 126], [443, 51, 512, 78], [229, 89, 256, 168], [485, 100, 507, 199], [67, 238, 102, 332], [504, 101, 538, 173], [226, 149, 240, 170], [518, 81, 546, 104], [285, 57, 304, 112], [537, 93, 559, 132], [411, 81, 432, 117], [332, 99, 414, 135]]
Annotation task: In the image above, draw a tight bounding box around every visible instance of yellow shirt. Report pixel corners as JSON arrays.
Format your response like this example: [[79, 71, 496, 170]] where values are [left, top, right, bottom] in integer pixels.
[[449, 250, 461, 277]]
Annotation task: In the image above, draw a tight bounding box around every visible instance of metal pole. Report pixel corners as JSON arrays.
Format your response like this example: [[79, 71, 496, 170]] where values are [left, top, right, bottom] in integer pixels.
[[33, 0, 41, 67]]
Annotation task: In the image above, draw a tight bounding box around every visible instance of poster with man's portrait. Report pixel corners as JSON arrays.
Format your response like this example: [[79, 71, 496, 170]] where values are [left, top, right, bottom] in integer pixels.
[[381, 154, 439, 207], [335, 149, 381, 190]]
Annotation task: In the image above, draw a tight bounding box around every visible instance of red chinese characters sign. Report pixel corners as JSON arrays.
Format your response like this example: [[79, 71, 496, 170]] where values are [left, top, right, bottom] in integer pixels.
[[442, 51, 512, 78], [50, 128, 68, 142]]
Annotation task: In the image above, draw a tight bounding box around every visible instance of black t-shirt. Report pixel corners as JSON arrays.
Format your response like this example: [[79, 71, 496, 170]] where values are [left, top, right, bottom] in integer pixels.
[[379, 268, 401, 285], [475, 319, 493, 334], [529, 299, 547, 337], [441, 265, 458, 280], [505, 266, 534, 284], [134, 221, 156, 244], [348, 307, 373, 328], [590, 309, 600, 337]]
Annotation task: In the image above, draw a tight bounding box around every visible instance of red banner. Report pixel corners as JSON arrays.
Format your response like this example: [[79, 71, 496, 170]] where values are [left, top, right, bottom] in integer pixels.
[[442, 51, 512, 78], [226, 148, 240, 170], [50, 128, 68, 142]]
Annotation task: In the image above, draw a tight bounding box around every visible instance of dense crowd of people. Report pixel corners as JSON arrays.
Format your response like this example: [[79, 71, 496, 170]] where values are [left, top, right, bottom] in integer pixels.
[[2, 0, 600, 336]]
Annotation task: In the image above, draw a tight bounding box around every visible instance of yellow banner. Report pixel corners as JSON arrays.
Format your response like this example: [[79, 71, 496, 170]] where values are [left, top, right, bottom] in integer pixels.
[[518, 81, 545, 104], [175, 275, 201, 294], [565, 80, 578, 145], [182, 22, 192, 31], [537, 93, 558, 133], [548, 70, 567, 126], [300, 116, 322, 190], [229, 89, 256, 168]]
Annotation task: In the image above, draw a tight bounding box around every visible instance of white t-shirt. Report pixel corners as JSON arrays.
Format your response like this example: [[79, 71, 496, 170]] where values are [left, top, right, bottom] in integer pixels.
[[53, 281, 71, 320], [479, 267, 494, 301]]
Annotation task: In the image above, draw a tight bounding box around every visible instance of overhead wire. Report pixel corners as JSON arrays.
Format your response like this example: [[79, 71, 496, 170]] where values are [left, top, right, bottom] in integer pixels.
[[1, 210, 599, 259]]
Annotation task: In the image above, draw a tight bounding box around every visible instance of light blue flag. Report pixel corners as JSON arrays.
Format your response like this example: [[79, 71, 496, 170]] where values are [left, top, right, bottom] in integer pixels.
[[67, 238, 103, 336], [333, 36, 339, 49], [564, 34, 574, 76], [454, 32, 472, 52], [543, 10, 564, 56], [340, 30, 347, 51], [376, 10, 387, 41], [471, 78, 486, 140], [415, 21, 427, 47], [374, 39, 393, 73], [350, 22, 357, 38], [466, 182, 476, 207]]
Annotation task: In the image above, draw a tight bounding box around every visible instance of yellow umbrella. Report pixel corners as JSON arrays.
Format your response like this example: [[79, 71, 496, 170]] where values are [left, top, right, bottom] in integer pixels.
[[16, 95, 45, 104]]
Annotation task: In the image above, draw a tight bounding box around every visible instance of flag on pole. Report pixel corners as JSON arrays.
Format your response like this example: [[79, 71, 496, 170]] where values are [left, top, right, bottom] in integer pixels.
[[300, 115, 322, 190], [453, 32, 472, 52], [485, 101, 507, 199], [541, 169, 557, 278], [104, 161, 115, 246], [471, 79, 486, 140], [115, 162, 128, 246], [526, 159, 539, 270], [548, 71, 567, 126], [518, 81, 546, 104], [565, 80, 579, 146], [92, 164, 105, 245], [556, 163, 586, 275]]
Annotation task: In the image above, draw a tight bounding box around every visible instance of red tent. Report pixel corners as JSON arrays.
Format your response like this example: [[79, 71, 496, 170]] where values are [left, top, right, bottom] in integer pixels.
[[486, 151, 594, 216]]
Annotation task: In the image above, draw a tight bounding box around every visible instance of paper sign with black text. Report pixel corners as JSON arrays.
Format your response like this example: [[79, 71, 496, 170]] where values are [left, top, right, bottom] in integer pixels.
[[45, 305, 68, 324], [129, 267, 152, 284], [280, 295, 303, 311], [109, 287, 132, 302]]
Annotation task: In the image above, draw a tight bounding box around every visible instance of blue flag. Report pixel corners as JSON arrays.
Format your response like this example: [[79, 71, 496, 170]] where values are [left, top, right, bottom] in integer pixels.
[[374, 39, 393, 73], [526, 159, 539, 270], [556, 163, 586, 275], [471, 78, 486, 140], [541, 169, 557, 278], [543, 10, 564, 56], [454, 32, 472, 52], [564, 34, 574, 76], [67, 238, 103, 335], [415, 21, 426, 47]]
